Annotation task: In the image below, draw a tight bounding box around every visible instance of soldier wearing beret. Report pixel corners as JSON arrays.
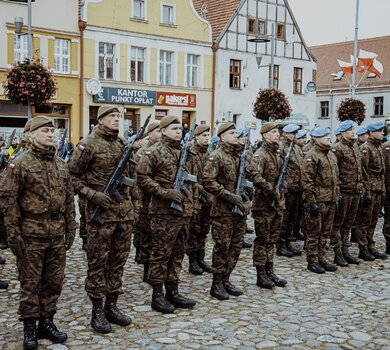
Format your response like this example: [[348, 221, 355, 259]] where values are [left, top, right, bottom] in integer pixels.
[[187, 124, 214, 275], [137, 115, 196, 313], [249, 122, 287, 289], [354, 122, 388, 260], [3, 116, 76, 349], [302, 127, 339, 273], [203, 122, 246, 300], [330, 120, 362, 266], [68, 105, 138, 333], [356, 127, 369, 147]]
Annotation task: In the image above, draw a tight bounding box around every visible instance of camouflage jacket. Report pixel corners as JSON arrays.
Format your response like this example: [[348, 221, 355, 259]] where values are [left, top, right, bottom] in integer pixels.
[[202, 142, 240, 217], [331, 137, 363, 194], [68, 126, 139, 223], [279, 139, 303, 192], [302, 141, 314, 156], [137, 135, 195, 217], [360, 138, 385, 195], [302, 143, 340, 204], [3, 144, 76, 240], [382, 141, 390, 193]]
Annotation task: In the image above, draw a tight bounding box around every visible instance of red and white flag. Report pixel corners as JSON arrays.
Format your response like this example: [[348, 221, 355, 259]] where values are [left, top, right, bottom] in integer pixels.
[[350, 55, 365, 73], [368, 58, 384, 78], [331, 71, 344, 80], [358, 49, 377, 68], [337, 59, 353, 75]]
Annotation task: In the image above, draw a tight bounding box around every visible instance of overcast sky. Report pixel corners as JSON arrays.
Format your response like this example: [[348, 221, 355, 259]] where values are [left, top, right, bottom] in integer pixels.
[[288, 0, 389, 47]]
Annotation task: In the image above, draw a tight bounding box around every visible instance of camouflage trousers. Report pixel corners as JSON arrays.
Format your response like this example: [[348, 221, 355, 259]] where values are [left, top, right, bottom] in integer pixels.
[[138, 213, 153, 262], [78, 196, 87, 240], [382, 194, 390, 243], [330, 192, 360, 252], [86, 221, 132, 299], [278, 191, 302, 245], [149, 216, 190, 285], [18, 236, 65, 320], [187, 205, 211, 254], [355, 192, 382, 250], [253, 210, 283, 266], [211, 216, 245, 275], [305, 202, 335, 264], [0, 211, 6, 243]]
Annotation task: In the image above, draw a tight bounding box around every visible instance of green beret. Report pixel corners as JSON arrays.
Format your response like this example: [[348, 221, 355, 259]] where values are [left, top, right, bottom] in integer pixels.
[[261, 122, 277, 134], [24, 119, 32, 133], [194, 124, 210, 136], [146, 121, 160, 134], [160, 115, 180, 129], [30, 116, 54, 132], [97, 105, 120, 119], [217, 122, 236, 136]]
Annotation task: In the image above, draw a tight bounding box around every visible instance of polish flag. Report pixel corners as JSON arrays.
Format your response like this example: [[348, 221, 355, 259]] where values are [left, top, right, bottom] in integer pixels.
[[337, 59, 353, 75], [368, 59, 384, 78], [357, 49, 378, 68], [331, 71, 344, 80], [350, 55, 365, 73]]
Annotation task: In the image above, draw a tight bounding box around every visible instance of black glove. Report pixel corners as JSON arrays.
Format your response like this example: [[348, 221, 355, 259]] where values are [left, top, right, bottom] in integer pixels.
[[361, 195, 372, 208], [309, 203, 320, 217], [90, 191, 115, 209], [163, 189, 184, 203], [65, 232, 75, 251], [8, 237, 26, 258]]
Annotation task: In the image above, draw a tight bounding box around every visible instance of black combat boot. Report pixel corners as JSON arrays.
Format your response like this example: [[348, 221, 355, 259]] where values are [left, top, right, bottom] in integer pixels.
[[334, 249, 348, 267], [0, 238, 7, 250], [368, 248, 388, 260], [350, 229, 357, 243], [276, 245, 294, 258], [319, 260, 338, 272], [265, 262, 287, 287], [293, 227, 305, 241], [23, 319, 38, 350], [358, 249, 375, 261], [38, 311, 67, 343], [134, 246, 142, 264], [256, 266, 275, 289], [307, 263, 326, 274], [222, 275, 243, 296], [343, 248, 360, 264], [0, 280, 8, 289], [286, 242, 302, 256], [151, 283, 175, 314], [210, 273, 229, 300], [81, 236, 87, 251], [242, 241, 252, 249], [246, 227, 254, 234], [0, 256, 5, 264], [104, 294, 132, 326], [143, 261, 150, 283], [188, 251, 203, 275], [165, 282, 196, 308], [90, 298, 112, 334], [386, 240, 390, 255], [197, 250, 213, 273]]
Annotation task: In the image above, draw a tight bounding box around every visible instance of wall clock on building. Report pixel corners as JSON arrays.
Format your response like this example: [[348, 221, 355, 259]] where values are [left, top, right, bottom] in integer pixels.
[[86, 78, 102, 95], [306, 81, 317, 93]]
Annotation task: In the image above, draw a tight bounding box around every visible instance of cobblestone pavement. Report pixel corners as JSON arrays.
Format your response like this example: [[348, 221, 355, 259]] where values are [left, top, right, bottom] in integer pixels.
[[0, 218, 389, 350]]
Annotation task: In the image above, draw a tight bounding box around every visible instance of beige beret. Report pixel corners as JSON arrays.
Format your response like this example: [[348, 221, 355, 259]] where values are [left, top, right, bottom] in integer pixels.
[[261, 122, 277, 134], [24, 119, 32, 133], [194, 124, 210, 136], [146, 121, 160, 134], [160, 115, 180, 129], [97, 105, 120, 120], [217, 122, 236, 136], [30, 116, 54, 132]]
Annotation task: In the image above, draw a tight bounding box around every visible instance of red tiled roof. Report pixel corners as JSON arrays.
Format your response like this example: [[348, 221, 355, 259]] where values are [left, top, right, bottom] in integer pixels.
[[311, 36, 390, 91], [192, 0, 241, 42]]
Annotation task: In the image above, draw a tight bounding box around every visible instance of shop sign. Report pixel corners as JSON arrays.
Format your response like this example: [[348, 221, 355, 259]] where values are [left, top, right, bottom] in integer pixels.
[[93, 87, 156, 106], [157, 92, 196, 107]]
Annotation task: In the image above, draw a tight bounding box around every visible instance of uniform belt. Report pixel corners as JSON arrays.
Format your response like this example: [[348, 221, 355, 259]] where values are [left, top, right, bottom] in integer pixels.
[[23, 211, 62, 220]]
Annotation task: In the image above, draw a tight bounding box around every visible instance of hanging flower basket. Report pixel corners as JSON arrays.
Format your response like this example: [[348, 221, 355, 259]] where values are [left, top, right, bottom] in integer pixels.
[[2, 58, 57, 107], [337, 98, 366, 125], [253, 88, 292, 122]]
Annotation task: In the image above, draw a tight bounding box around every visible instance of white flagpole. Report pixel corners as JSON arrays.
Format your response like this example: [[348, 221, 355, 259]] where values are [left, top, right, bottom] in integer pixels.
[[351, 0, 359, 98]]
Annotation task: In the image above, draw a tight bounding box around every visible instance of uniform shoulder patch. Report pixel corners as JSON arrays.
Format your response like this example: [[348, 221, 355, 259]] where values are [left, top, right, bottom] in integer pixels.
[[362, 150, 368, 153], [331, 149, 336, 152], [208, 157, 214, 161], [145, 151, 151, 155], [306, 158, 312, 162], [8, 163, 15, 169], [386, 147, 390, 150], [77, 144, 85, 151]]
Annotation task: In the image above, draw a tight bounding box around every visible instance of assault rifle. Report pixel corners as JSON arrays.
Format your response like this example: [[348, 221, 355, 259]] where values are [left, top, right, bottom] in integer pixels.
[[232, 129, 253, 216], [91, 115, 151, 224], [271, 137, 295, 210], [0, 129, 16, 167], [170, 122, 198, 213], [56, 128, 68, 160]]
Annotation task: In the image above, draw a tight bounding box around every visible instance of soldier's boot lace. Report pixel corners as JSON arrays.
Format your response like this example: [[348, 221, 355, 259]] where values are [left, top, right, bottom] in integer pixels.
[[188, 251, 203, 275], [151, 283, 175, 314], [90, 298, 112, 334], [222, 275, 243, 296], [143, 261, 150, 283], [37, 311, 67, 343], [165, 282, 196, 308], [265, 262, 287, 287], [197, 250, 213, 273], [286, 242, 302, 256], [358, 249, 376, 261], [319, 260, 338, 272], [23, 318, 38, 350], [334, 250, 348, 267], [104, 294, 132, 326], [210, 273, 229, 300], [307, 263, 326, 274], [256, 266, 275, 289], [368, 248, 388, 260], [343, 248, 360, 264]]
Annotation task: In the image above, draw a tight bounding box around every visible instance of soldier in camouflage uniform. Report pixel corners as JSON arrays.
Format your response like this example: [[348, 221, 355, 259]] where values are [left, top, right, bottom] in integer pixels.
[[355, 122, 388, 260], [68, 105, 137, 333], [187, 124, 213, 275], [3, 116, 76, 349], [203, 122, 246, 300], [249, 123, 287, 289], [302, 126, 340, 274], [356, 127, 369, 147], [382, 139, 390, 254], [330, 120, 362, 266], [138, 115, 196, 314]]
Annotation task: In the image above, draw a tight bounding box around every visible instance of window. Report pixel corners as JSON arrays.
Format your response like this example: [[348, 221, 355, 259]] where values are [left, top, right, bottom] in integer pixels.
[[258, 20, 267, 36], [277, 23, 285, 40], [229, 60, 241, 89], [162, 4, 175, 25], [130, 47, 145, 83], [374, 97, 384, 116], [159, 50, 173, 85], [99, 42, 115, 80], [186, 54, 200, 87], [54, 39, 70, 73], [293, 67, 303, 94], [269, 65, 280, 89], [320, 101, 329, 118], [132, 0, 145, 19], [247, 18, 256, 34], [14, 34, 28, 63], [312, 69, 317, 82]]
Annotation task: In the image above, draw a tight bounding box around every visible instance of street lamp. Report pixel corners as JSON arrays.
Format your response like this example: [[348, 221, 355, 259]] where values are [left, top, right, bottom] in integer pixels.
[[14, 16, 24, 33]]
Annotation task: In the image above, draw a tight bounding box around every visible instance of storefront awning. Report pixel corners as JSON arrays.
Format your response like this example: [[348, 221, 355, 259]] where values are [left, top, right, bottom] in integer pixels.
[[272, 114, 310, 126]]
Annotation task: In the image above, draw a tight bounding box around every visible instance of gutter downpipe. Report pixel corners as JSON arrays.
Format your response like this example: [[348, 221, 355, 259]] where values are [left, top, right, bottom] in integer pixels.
[[79, 20, 87, 139], [211, 42, 218, 134]]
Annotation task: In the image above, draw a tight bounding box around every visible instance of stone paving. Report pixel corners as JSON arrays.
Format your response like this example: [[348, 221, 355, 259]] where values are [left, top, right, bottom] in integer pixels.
[[0, 218, 389, 350]]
